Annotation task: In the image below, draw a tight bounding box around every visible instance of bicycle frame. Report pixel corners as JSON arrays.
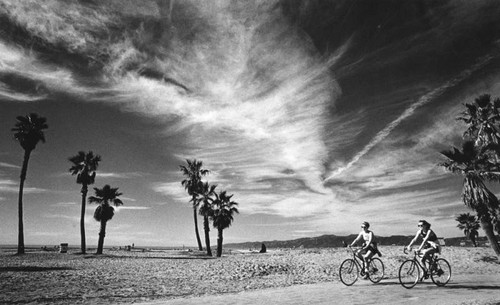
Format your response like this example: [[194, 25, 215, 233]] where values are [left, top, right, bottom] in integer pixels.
[[408, 249, 434, 271], [347, 247, 366, 270]]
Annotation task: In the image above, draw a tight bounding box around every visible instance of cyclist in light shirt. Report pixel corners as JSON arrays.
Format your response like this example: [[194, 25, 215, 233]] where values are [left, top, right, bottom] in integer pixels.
[[349, 221, 380, 276]]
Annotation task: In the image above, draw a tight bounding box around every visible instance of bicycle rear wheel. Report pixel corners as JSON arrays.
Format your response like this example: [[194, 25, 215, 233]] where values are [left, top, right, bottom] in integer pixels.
[[339, 259, 359, 286], [398, 260, 420, 289], [431, 258, 451, 286], [367, 257, 385, 283]]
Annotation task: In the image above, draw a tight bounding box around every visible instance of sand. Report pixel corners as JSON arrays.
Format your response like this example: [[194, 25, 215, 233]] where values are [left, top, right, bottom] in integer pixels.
[[0, 246, 499, 304]]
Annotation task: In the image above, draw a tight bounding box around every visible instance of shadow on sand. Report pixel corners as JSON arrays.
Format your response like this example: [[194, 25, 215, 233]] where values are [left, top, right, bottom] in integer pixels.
[[0, 266, 74, 272], [370, 280, 402, 286], [445, 284, 500, 290], [375, 279, 500, 290]]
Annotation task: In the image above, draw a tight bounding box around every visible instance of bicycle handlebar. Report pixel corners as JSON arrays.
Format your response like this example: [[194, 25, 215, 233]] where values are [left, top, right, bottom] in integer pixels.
[[404, 247, 422, 256]]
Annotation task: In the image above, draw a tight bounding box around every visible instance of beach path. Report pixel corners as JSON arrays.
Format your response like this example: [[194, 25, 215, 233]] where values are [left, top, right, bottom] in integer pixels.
[[139, 274, 500, 305]]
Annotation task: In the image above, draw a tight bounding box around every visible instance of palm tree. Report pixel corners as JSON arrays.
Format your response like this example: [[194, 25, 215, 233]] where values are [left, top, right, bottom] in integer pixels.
[[11, 113, 48, 255], [212, 190, 239, 257], [88, 185, 123, 254], [440, 141, 500, 256], [180, 159, 209, 251], [195, 181, 217, 256], [69, 151, 101, 254], [457, 94, 500, 147], [455, 213, 480, 247]]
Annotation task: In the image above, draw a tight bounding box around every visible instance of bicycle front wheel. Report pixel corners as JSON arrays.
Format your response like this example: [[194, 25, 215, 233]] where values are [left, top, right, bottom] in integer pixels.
[[398, 260, 420, 289], [339, 259, 359, 286], [367, 257, 385, 283], [431, 258, 451, 287]]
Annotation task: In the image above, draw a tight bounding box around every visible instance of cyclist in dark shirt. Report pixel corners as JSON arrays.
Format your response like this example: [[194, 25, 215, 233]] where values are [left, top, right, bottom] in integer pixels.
[[407, 220, 440, 277]]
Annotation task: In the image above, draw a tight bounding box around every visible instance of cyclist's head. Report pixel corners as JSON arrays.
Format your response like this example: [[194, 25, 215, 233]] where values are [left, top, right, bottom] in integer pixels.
[[418, 220, 430, 229], [361, 221, 370, 229]]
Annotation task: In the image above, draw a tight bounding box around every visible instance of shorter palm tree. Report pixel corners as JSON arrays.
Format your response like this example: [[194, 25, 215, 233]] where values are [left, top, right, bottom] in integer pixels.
[[212, 191, 239, 257], [88, 185, 123, 254], [11, 113, 48, 255], [195, 182, 217, 256], [456, 213, 480, 247]]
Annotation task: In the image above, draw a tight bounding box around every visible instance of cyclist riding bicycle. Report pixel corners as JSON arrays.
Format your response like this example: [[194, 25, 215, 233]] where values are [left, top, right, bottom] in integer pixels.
[[349, 221, 381, 277], [406, 220, 441, 278]]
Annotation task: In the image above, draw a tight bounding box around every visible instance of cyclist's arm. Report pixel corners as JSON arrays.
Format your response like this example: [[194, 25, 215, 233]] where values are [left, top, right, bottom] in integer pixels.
[[418, 230, 433, 251], [407, 231, 419, 250], [350, 232, 362, 247]]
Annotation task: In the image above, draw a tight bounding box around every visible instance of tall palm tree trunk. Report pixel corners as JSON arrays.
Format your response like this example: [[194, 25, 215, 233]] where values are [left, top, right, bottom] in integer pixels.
[[17, 150, 31, 255], [193, 204, 203, 251], [480, 218, 500, 256], [217, 228, 223, 257], [97, 219, 107, 255], [203, 215, 212, 256], [80, 185, 88, 254]]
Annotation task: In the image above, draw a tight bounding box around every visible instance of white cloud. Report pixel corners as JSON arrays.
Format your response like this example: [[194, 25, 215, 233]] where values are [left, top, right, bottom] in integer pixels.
[[98, 172, 144, 179], [0, 179, 44, 193], [116, 206, 150, 211], [152, 181, 189, 202], [52, 202, 77, 206], [0, 162, 20, 169], [43, 213, 79, 222]]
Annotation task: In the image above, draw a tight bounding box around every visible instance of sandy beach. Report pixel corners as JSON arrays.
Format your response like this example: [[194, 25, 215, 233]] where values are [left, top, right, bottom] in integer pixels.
[[1, 246, 499, 304]]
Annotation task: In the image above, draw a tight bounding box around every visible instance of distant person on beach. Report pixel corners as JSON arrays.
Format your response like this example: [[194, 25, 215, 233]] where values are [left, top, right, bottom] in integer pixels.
[[406, 220, 440, 277], [349, 221, 380, 276]]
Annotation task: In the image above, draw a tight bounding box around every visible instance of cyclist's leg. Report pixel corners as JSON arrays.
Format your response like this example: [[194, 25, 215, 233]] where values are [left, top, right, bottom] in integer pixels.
[[357, 249, 368, 277], [363, 250, 374, 272], [356, 248, 366, 261], [420, 248, 430, 272], [427, 248, 438, 271]]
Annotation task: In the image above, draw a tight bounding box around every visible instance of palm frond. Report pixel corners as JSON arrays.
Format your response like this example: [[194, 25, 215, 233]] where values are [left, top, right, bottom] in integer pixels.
[[11, 113, 48, 151]]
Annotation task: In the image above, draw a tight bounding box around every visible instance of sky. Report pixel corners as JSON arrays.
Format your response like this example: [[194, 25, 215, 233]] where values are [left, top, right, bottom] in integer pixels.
[[2, 0, 500, 248]]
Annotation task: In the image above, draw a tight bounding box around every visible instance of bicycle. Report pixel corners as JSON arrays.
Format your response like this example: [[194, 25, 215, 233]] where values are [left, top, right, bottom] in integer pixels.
[[398, 248, 451, 289], [339, 246, 385, 286]]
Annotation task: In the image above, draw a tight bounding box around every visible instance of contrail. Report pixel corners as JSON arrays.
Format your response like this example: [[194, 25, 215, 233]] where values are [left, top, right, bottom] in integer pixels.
[[324, 54, 495, 182]]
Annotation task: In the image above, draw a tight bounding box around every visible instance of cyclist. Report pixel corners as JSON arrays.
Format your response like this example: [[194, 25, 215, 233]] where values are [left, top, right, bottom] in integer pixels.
[[406, 220, 441, 278], [349, 221, 380, 276]]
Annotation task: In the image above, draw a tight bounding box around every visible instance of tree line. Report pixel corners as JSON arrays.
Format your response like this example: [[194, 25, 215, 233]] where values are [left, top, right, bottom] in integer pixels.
[[10, 113, 239, 258]]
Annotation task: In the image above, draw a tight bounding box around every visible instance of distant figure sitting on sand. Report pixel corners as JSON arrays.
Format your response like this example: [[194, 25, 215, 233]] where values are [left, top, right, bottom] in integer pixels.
[[259, 243, 267, 253], [349, 221, 381, 276], [406, 219, 440, 278]]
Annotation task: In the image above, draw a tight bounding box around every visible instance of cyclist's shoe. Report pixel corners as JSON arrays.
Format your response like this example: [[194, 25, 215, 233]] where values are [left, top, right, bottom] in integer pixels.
[[419, 271, 429, 282], [360, 269, 368, 279], [436, 269, 444, 276]]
